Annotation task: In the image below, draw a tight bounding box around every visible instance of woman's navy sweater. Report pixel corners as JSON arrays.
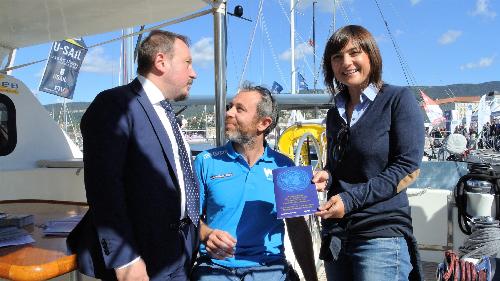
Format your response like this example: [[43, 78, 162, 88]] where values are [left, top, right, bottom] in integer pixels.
[[324, 84, 424, 229]]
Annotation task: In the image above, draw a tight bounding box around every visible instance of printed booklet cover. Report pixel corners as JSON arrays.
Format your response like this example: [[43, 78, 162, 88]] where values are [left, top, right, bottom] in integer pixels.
[[273, 166, 319, 219]]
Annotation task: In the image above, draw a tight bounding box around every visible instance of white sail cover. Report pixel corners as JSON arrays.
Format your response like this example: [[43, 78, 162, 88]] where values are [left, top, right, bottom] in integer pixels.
[[465, 105, 473, 133], [477, 94, 491, 131], [420, 89, 445, 126], [490, 97, 500, 115], [0, 0, 210, 50]]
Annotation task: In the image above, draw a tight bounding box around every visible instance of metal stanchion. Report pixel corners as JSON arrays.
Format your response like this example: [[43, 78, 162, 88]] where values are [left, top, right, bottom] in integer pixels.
[[69, 271, 83, 281]]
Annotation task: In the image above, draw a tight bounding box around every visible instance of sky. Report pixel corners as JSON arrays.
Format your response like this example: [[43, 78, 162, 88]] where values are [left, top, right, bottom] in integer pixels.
[[7, 0, 500, 105]]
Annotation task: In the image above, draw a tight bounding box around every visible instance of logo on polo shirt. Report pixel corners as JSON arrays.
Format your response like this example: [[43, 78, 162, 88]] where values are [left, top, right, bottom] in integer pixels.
[[210, 173, 233, 180], [263, 168, 273, 181], [204, 149, 227, 159]]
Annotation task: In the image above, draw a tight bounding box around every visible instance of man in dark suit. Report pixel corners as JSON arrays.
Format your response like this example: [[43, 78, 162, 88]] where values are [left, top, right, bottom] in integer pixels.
[[67, 30, 199, 281]]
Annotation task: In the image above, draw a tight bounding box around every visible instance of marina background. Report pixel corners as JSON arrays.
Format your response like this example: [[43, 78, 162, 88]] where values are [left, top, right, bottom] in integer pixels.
[[7, 0, 500, 105]]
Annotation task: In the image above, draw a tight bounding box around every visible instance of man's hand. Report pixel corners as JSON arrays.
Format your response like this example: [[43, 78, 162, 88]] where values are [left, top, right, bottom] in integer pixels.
[[205, 229, 237, 260], [312, 170, 329, 192], [115, 258, 149, 281], [314, 194, 345, 219]]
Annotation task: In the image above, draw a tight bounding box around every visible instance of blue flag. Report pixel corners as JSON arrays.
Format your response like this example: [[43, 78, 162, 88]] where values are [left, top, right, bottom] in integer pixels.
[[271, 81, 284, 94], [298, 73, 308, 91], [39, 38, 88, 99]]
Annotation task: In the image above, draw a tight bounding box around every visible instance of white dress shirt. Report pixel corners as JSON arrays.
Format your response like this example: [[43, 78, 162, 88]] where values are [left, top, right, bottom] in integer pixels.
[[138, 75, 192, 219], [117, 76, 193, 270]]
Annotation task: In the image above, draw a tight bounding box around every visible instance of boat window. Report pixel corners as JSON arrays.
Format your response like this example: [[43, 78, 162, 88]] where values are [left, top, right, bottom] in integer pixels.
[[0, 93, 16, 156]]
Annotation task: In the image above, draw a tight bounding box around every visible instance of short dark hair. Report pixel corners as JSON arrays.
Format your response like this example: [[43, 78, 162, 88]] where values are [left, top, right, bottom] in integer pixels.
[[238, 82, 278, 136], [136, 30, 190, 76], [322, 25, 383, 94]]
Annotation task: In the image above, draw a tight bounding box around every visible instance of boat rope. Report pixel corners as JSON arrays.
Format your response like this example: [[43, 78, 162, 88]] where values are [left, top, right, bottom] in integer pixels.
[[239, 0, 264, 88], [459, 220, 500, 259], [0, 8, 212, 73], [406, 186, 430, 197], [437, 250, 490, 281], [454, 164, 500, 235]]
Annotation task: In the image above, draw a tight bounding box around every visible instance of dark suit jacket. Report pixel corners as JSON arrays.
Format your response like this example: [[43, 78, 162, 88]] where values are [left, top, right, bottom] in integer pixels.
[[67, 78, 199, 280]]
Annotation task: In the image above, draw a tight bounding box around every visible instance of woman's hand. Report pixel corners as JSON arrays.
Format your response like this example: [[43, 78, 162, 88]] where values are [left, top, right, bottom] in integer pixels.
[[312, 170, 329, 192], [314, 195, 345, 219]]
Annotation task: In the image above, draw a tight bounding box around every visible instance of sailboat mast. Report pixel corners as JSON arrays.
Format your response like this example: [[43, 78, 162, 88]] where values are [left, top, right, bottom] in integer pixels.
[[119, 30, 124, 86], [63, 98, 67, 132], [313, 1, 317, 92], [126, 28, 135, 84], [119, 28, 134, 86], [213, 2, 227, 146], [123, 28, 135, 85], [290, 0, 296, 95]]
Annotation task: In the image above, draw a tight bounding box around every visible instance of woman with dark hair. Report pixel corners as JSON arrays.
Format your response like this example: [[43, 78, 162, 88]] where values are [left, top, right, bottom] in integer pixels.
[[312, 25, 424, 281]]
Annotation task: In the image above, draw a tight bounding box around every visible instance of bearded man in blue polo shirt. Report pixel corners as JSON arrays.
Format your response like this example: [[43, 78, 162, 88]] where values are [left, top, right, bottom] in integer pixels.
[[192, 84, 318, 281]]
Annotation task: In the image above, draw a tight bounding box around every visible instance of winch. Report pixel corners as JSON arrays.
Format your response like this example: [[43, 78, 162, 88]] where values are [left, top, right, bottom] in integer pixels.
[[465, 178, 497, 220]]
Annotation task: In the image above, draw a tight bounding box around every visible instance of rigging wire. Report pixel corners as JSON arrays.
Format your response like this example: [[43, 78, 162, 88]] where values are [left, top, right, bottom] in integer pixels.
[[227, 18, 242, 95], [276, 0, 320, 81], [338, 0, 352, 25], [133, 25, 146, 63], [260, 14, 289, 89], [387, 0, 410, 34], [373, 0, 418, 89], [328, 0, 351, 37], [260, 14, 265, 85], [239, 0, 264, 88], [387, 1, 457, 102], [277, 0, 291, 22]]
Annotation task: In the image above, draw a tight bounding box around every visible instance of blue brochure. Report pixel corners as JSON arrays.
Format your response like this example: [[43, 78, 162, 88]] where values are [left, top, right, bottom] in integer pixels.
[[272, 166, 319, 219]]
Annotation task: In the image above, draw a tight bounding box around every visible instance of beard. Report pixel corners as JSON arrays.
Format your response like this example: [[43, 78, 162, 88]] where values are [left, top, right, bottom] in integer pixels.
[[173, 81, 193, 102], [174, 94, 188, 101], [226, 129, 255, 146], [173, 91, 188, 102]]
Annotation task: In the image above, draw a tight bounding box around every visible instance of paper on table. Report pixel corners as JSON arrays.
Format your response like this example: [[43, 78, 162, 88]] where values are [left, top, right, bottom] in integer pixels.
[[0, 227, 34, 248], [43, 215, 83, 236]]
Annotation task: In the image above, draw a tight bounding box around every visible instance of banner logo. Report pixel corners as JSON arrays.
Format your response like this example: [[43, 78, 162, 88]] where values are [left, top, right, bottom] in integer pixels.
[[39, 39, 87, 99]]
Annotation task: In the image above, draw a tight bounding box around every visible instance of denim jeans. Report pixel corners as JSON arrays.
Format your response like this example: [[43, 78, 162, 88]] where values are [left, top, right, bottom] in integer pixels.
[[191, 259, 299, 281], [324, 237, 412, 281]]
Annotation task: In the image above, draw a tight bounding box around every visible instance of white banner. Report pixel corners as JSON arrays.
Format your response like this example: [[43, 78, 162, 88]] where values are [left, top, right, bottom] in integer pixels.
[[420, 89, 445, 126], [477, 94, 491, 131], [465, 105, 473, 133]]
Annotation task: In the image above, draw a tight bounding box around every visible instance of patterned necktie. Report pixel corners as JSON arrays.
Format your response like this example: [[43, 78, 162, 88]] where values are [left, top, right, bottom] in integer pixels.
[[160, 100, 199, 225]]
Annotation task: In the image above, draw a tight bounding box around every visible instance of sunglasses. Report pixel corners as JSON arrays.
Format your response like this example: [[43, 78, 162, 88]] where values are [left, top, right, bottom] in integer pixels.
[[331, 123, 349, 171], [226, 86, 276, 111]]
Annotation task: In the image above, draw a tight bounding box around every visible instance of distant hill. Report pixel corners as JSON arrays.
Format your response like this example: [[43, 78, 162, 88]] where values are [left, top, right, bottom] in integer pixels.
[[416, 81, 500, 100], [172, 104, 215, 117], [43, 102, 214, 130], [44, 102, 214, 118], [44, 81, 500, 120], [44, 102, 89, 124]]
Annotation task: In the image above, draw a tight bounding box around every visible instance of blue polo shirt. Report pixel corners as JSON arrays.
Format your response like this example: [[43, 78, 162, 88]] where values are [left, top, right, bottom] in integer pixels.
[[194, 141, 294, 268]]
